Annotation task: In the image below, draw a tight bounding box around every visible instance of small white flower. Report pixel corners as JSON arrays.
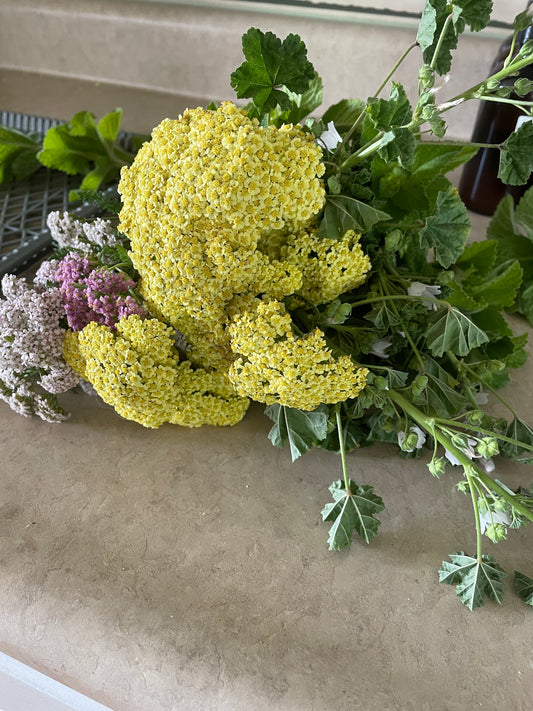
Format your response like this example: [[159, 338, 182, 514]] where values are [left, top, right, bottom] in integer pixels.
[[317, 121, 342, 151], [370, 339, 391, 359], [407, 281, 441, 310], [479, 508, 511, 535], [474, 390, 489, 405], [398, 425, 427, 452]]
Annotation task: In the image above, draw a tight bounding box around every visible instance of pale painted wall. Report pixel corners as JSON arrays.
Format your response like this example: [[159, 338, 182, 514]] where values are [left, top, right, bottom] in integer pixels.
[[0, 0, 525, 139]]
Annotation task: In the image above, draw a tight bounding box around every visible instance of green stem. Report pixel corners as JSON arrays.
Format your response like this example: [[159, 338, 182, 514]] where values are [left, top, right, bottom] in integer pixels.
[[387, 389, 533, 524], [373, 42, 418, 98], [475, 95, 533, 109], [430, 13, 454, 72], [448, 353, 518, 418], [335, 403, 351, 493], [464, 466, 483, 561], [347, 294, 444, 309]]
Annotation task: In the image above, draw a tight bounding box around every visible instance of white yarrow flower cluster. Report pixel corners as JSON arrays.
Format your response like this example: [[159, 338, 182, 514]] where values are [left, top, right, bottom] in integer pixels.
[[0, 273, 79, 422], [47, 211, 118, 253]]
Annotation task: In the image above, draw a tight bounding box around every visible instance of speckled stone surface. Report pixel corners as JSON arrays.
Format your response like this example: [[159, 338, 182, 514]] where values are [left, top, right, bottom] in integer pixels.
[[1, 369, 533, 711]]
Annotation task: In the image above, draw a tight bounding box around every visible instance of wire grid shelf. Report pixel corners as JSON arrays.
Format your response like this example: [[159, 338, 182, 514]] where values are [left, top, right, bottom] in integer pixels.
[[0, 110, 129, 278]]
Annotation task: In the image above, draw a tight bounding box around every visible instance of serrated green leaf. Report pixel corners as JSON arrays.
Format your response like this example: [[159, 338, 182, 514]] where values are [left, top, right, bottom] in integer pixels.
[[419, 186, 470, 267], [425, 306, 489, 357], [276, 72, 323, 126], [416, 356, 467, 417], [514, 570, 533, 605], [515, 185, 533, 236], [38, 125, 92, 174], [454, 0, 493, 32], [444, 279, 483, 310], [0, 126, 42, 183], [265, 404, 328, 461], [439, 552, 506, 610], [363, 83, 413, 141], [411, 142, 479, 181], [322, 98, 366, 131], [456, 240, 498, 276], [97, 108, 123, 142], [498, 119, 533, 185], [499, 417, 533, 464], [469, 260, 523, 308], [322, 479, 384, 548], [317, 195, 390, 239], [418, 0, 464, 75], [230, 28, 315, 117]]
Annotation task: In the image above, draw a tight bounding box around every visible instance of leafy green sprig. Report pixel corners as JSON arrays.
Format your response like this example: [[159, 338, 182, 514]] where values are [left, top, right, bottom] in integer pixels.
[[0, 108, 145, 196]]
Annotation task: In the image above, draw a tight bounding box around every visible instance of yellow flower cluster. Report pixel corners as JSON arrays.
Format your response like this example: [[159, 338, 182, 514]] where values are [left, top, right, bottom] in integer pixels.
[[260, 228, 372, 305], [228, 301, 368, 411], [63, 315, 249, 428], [117, 102, 326, 369]]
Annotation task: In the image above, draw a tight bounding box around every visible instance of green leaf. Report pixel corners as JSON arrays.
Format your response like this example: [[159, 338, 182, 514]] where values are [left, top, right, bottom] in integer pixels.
[[97, 108, 123, 142], [281, 72, 323, 125], [514, 570, 533, 605], [498, 119, 533, 186], [321, 479, 384, 549], [439, 552, 507, 610], [36, 108, 132, 191], [0, 126, 42, 183], [38, 125, 92, 174], [444, 279, 483, 310], [455, 240, 498, 276], [265, 404, 328, 461], [419, 186, 470, 267], [499, 417, 533, 464], [231, 28, 315, 117], [317, 195, 391, 239], [410, 142, 479, 181], [322, 98, 366, 131], [416, 356, 467, 418], [425, 307, 489, 357], [469, 260, 523, 308], [454, 0, 493, 32], [417, 0, 464, 75]]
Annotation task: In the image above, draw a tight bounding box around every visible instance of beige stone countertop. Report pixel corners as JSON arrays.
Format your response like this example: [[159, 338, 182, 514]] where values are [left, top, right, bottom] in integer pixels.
[[1, 76, 533, 710], [0, 232, 532, 711]]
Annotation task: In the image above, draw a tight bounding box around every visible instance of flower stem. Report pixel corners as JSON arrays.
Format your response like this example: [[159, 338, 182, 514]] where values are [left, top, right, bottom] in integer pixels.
[[335, 403, 351, 493], [387, 389, 533, 524], [464, 466, 483, 561]]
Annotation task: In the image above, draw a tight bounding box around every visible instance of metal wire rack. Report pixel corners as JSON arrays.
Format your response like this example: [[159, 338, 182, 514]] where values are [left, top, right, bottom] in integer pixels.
[[0, 110, 129, 277]]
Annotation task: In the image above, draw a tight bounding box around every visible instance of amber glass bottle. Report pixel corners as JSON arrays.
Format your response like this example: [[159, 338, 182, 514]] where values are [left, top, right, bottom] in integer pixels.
[[458, 9, 533, 215]]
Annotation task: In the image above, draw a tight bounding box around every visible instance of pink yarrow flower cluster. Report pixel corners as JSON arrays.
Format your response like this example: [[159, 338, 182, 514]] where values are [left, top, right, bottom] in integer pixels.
[[54, 253, 148, 332]]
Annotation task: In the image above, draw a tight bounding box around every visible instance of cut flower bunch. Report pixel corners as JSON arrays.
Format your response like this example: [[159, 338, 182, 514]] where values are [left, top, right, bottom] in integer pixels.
[[2, 0, 533, 610]]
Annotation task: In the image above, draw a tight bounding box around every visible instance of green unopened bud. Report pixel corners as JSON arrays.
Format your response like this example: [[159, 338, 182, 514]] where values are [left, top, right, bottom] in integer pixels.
[[485, 523, 507, 543], [465, 410, 484, 425], [428, 457, 447, 477], [327, 175, 342, 195], [385, 229, 402, 251], [374, 376, 388, 391], [401, 432, 419, 452], [411, 375, 428, 397], [476, 437, 499, 459], [456, 480, 470, 494], [493, 497, 510, 514], [419, 64, 435, 88]]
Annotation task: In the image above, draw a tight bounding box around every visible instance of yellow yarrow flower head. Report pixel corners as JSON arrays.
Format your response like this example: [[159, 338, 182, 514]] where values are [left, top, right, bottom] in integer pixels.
[[117, 102, 326, 369], [63, 315, 249, 428], [228, 300, 368, 411], [281, 229, 372, 305]]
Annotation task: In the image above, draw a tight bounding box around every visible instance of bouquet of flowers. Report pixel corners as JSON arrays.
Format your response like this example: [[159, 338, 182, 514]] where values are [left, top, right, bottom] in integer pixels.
[[2, 0, 533, 610]]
